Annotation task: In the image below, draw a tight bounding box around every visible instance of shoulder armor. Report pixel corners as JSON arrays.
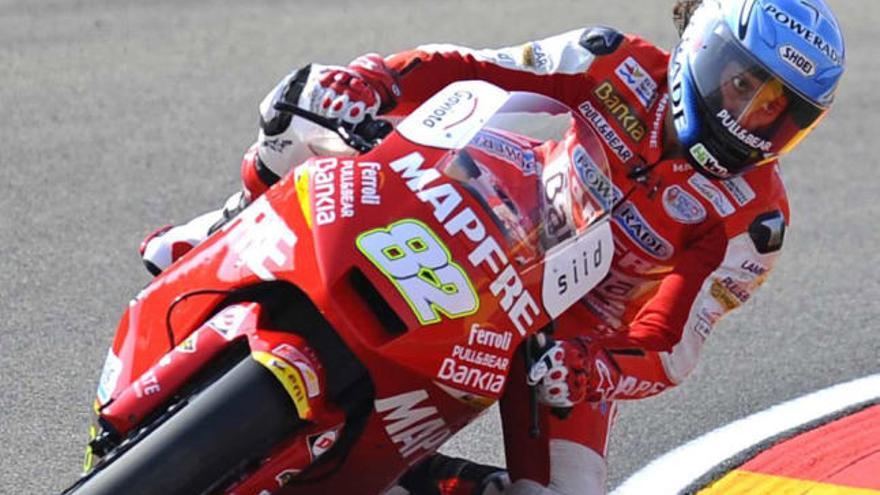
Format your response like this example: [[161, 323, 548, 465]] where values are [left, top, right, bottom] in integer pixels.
[[579, 26, 624, 56]]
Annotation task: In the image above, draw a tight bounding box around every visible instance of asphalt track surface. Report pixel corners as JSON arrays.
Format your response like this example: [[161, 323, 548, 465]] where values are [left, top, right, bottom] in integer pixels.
[[1, 1, 877, 493]]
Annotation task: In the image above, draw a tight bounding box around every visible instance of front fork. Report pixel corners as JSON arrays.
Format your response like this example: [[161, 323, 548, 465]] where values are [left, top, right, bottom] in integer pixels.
[[84, 302, 345, 493]]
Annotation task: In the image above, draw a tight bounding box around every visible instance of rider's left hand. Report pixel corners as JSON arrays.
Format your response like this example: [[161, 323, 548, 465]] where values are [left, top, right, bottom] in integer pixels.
[[527, 337, 617, 409], [310, 53, 401, 125]]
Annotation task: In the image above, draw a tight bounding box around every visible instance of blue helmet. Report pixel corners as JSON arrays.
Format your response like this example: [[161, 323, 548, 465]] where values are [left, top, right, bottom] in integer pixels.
[[669, 0, 846, 178]]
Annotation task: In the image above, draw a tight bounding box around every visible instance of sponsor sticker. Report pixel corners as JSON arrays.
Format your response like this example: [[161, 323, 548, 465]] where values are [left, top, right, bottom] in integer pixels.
[[673, 162, 693, 173], [521, 42, 551, 72], [764, 4, 842, 65], [96, 348, 123, 405], [779, 44, 816, 77], [338, 160, 355, 220], [359, 162, 382, 205], [207, 304, 254, 341], [468, 324, 513, 351], [693, 314, 713, 339], [717, 109, 773, 152], [270, 344, 321, 398], [293, 361, 321, 398], [308, 429, 338, 459], [721, 177, 756, 206], [397, 81, 510, 150], [176, 334, 198, 353], [593, 81, 648, 142], [307, 158, 381, 226], [437, 324, 513, 395], [648, 94, 669, 151], [720, 276, 751, 303], [662, 185, 707, 224], [670, 48, 688, 130], [710, 278, 744, 311], [615, 56, 659, 108], [134, 370, 161, 398], [222, 196, 298, 281], [592, 360, 667, 402], [375, 390, 451, 459], [421, 90, 476, 129], [741, 259, 769, 276], [689, 143, 730, 178], [437, 357, 505, 394], [472, 131, 538, 175], [688, 173, 736, 217], [252, 351, 313, 420], [542, 221, 614, 318], [572, 144, 620, 208], [312, 158, 337, 225], [614, 202, 674, 259], [543, 167, 575, 242], [578, 101, 635, 162]]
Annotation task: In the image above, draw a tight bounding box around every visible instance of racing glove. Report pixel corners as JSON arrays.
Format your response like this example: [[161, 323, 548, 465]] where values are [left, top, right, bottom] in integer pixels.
[[256, 54, 400, 175], [527, 337, 619, 409], [308, 53, 401, 124]]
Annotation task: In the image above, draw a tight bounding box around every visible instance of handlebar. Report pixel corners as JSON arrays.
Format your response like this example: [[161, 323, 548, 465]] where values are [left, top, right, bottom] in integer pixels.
[[272, 101, 393, 154]]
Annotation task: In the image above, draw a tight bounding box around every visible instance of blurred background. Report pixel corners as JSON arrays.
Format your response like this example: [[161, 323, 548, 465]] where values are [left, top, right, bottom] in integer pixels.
[[0, 0, 876, 492]]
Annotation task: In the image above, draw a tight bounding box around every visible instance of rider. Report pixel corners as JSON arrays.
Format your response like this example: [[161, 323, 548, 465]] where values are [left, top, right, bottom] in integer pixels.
[[140, 0, 845, 493]]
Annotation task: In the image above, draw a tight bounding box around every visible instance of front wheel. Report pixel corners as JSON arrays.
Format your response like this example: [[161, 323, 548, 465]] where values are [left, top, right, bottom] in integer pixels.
[[66, 357, 301, 495]]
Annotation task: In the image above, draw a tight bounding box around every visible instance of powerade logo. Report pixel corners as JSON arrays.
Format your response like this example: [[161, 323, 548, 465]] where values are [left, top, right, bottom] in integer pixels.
[[669, 48, 688, 132], [614, 202, 673, 259], [764, 4, 842, 65], [572, 145, 620, 210]]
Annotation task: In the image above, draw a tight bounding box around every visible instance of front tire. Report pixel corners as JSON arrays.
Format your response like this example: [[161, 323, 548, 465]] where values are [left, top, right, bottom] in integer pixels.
[[68, 357, 300, 495]]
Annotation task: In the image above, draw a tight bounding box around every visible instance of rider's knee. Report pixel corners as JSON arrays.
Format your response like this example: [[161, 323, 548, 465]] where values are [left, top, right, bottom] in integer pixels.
[[506, 440, 607, 495]]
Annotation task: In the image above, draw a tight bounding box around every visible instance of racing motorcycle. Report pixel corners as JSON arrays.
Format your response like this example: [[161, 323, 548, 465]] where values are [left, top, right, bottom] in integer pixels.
[[62, 80, 615, 495]]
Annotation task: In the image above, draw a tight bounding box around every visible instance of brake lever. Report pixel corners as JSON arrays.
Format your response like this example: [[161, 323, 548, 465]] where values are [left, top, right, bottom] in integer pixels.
[[272, 101, 390, 154], [272, 101, 338, 129], [526, 322, 559, 438]]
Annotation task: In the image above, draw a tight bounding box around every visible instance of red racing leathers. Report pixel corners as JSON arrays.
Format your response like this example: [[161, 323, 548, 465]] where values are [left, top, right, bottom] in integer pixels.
[[377, 27, 790, 493], [231, 26, 789, 494]]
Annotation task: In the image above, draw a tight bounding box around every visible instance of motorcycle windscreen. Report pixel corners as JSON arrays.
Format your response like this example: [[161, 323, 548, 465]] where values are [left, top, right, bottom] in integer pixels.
[[436, 92, 615, 317]]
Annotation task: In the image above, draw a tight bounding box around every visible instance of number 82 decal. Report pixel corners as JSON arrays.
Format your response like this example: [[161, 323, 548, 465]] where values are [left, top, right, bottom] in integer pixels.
[[356, 219, 479, 324]]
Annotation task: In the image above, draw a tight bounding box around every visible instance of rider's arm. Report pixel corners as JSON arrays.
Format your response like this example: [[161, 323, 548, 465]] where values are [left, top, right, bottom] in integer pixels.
[[384, 27, 652, 115], [601, 180, 790, 400]]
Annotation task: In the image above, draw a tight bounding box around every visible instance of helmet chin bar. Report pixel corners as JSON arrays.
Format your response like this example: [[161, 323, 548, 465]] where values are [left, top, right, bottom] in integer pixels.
[[692, 91, 765, 179], [670, 45, 755, 180]]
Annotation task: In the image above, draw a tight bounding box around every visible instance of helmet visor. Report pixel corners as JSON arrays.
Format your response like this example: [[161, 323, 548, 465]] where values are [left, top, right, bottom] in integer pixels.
[[690, 22, 826, 161]]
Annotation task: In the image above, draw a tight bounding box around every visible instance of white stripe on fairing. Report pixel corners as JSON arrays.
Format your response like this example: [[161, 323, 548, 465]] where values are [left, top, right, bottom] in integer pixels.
[[610, 373, 880, 495]]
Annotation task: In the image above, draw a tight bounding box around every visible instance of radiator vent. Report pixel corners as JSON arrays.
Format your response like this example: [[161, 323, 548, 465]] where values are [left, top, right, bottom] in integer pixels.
[[348, 269, 407, 336]]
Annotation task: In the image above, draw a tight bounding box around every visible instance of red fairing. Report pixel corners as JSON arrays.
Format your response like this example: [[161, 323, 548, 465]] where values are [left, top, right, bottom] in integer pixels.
[[92, 99, 573, 492]]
